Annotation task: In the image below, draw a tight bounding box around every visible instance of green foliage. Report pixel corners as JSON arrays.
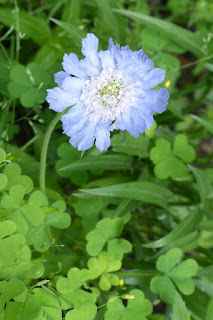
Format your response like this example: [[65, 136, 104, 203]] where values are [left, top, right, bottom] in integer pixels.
[[105, 289, 153, 320], [151, 248, 198, 304], [113, 9, 205, 57], [111, 132, 148, 158], [86, 217, 128, 256], [8, 63, 52, 108], [150, 135, 195, 180], [80, 181, 173, 208], [0, 1, 212, 319], [88, 251, 121, 290]]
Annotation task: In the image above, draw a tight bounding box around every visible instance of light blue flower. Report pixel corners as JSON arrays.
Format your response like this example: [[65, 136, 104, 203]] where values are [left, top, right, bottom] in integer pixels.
[[46, 33, 169, 151]]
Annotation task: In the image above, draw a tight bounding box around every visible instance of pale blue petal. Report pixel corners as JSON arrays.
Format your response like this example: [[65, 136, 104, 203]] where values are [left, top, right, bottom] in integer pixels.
[[62, 53, 88, 79], [145, 88, 170, 114], [99, 50, 115, 70], [113, 110, 146, 137], [114, 47, 133, 70], [142, 68, 165, 90], [132, 49, 154, 71], [54, 71, 69, 88], [81, 33, 101, 71], [69, 123, 96, 151], [61, 77, 85, 95], [95, 122, 111, 151], [61, 103, 85, 129], [80, 58, 101, 77], [46, 87, 77, 112]]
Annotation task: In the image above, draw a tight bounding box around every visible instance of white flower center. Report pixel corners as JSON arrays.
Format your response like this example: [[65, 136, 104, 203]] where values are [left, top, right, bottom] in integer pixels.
[[80, 68, 136, 123]]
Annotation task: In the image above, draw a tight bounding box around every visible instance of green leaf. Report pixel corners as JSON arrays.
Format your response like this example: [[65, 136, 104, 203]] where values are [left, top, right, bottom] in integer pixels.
[[188, 165, 213, 201], [88, 251, 121, 280], [3, 163, 33, 193], [108, 238, 132, 260], [191, 114, 213, 135], [169, 259, 198, 279], [56, 268, 96, 308], [0, 220, 16, 239], [0, 147, 6, 163], [111, 132, 148, 158], [171, 294, 191, 320], [0, 8, 51, 45], [0, 234, 30, 266], [56, 143, 88, 185], [21, 191, 47, 226], [80, 182, 173, 208], [105, 289, 153, 320], [1, 185, 25, 210], [94, 0, 123, 41], [8, 63, 52, 108], [21, 296, 43, 320], [0, 278, 25, 301], [141, 27, 186, 54], [144, 210, 203, 248], [150, 275, 177, 304], [150, 136, 194, 180], [59, 154, 132, 172], [65, 301, 97, 320], [173, 134, 195, 163], [206, 298, 213, 320], [57, 268, 90, 293], [0, 173, 8, 190], [33, 287, 61, 318], [156, 248, 182, 273], [86, 218, 123, 256], [51, 18, 86, 44], [151, 249, 197, 303], [113, 9, 204, 57]]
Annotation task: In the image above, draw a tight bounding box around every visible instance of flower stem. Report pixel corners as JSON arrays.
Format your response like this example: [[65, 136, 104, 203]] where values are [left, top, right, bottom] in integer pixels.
[[39, 112, 64, 193]]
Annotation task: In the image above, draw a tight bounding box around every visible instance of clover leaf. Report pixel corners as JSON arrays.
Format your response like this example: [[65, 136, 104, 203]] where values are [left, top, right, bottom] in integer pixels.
[[105, 289, 153, 320], [8, 63, 52, 108], [111, 132, 148, 158], [56, 143, 88, 186], [33, 287, 62, 320], [72, 198, 109, 230], [86, 218, 124, 256], [108, 238, 132, 260], [0, 220, 16, 239], [150, 248, 198, 304], [46, 200, 71, 229], [150, 135, 195, 180], [1, 185, 25, 210], [21, 190, 48, 226], [0, 278, 25, 302], [88, 251, 121, 291], [0, 232, 31, 267], [3, 163, 33, 193], [22, 196, 71, 252], [0, 173, 8, 191], [56, 267, 96, 308], [65, 301, 97, 320], [0, 147, 6, 164]]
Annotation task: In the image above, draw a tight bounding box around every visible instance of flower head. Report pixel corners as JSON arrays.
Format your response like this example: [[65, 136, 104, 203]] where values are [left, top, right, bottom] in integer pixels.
[[46, 34, 169, 151]]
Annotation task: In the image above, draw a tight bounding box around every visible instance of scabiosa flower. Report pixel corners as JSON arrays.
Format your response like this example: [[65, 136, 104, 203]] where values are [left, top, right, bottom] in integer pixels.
[[46, 33, 169, 151]]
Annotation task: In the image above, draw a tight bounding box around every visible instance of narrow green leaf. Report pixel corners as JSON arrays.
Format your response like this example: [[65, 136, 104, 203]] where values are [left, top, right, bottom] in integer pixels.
[[144, 210, 203, 248], [60, 154, 132, 171], [113, 9, 204, 57], [188, 165, 213, 201], [51, 18, 86, 44], [191, 114, 213, 135], [0, 8, 51, 46], [80, 182, 173, 208], [172, 294, 191, 320]]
